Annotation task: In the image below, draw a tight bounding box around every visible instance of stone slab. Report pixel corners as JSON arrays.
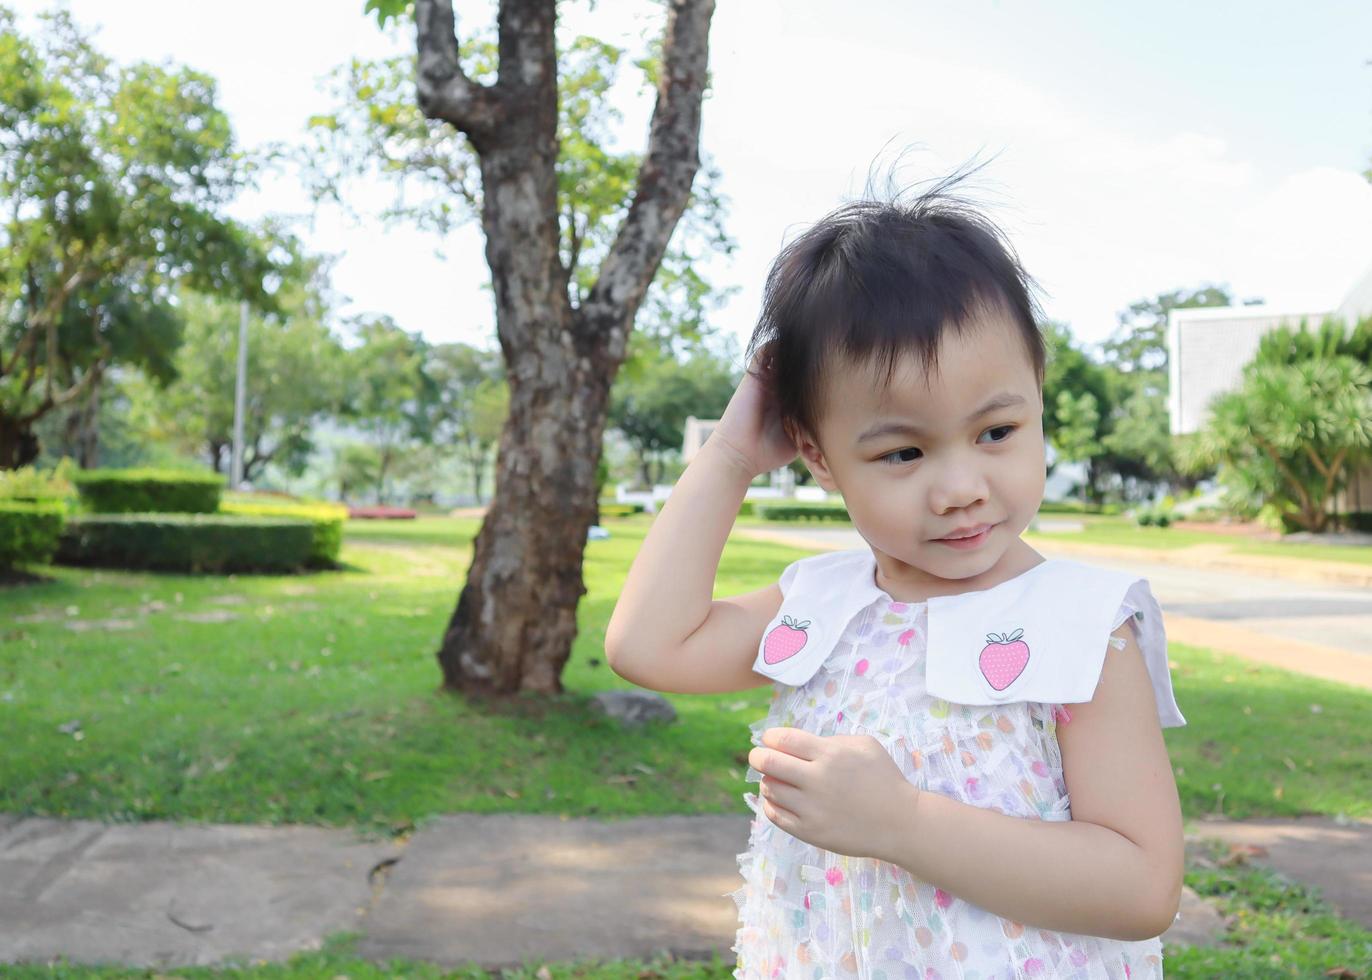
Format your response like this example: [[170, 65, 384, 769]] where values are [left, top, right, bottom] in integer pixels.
[[355, 813, 748, 971], [0, 816, 400, 968]]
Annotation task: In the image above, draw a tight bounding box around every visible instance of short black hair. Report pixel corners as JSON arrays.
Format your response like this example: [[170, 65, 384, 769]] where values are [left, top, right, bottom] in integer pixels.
[[745, 166, 1046, 445]]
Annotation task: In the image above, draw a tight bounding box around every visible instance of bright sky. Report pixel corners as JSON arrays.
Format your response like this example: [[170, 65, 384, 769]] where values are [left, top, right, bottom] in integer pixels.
[[13, 0, 1372, 358]]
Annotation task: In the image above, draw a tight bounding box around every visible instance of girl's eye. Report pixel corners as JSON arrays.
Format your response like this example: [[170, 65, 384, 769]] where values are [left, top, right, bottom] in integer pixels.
[[879, 447, 923, 466], [978, 425, 1016, 444]]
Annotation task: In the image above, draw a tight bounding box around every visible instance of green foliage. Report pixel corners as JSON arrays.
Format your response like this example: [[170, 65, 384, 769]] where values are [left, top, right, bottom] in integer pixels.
[[299, 21, 734, 356], [1188, 356, 1372, 533], [596, 502, 643, 518], [0, 8, 284, 467], [1253, 314, 1372, 368], [220, 498, 347, 567], [0, 499, 65, 569], [609, 341, 738, 486], [1134, 505, 1174, 527], [72, 467, 224, 515], [56, 513, 315, 573], [0, 458, 75, 502], [341, 317, 436, 503], [135, 273, 348, 481], [1101, 283, 1239, 376], [755, 501, 851, 522]]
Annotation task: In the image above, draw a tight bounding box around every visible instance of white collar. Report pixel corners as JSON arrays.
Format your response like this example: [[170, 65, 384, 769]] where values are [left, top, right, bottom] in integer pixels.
[[752, 548, 1185, 728]]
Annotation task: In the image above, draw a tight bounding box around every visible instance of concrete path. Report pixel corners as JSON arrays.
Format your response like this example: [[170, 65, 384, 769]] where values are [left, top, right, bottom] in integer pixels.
[[0, 812, 397, 968], [731, 526, 1372, 691], [4, 809, 1370, 971]]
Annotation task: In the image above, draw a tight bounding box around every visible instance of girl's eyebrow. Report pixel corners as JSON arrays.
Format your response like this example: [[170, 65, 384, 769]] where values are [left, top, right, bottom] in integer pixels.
[[855, 392, 1027, 444]]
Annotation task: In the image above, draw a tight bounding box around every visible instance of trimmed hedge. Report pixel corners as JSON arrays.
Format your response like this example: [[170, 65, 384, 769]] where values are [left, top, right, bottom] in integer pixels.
[[0, 500, 67, 570], [755, 501, 852, 522], [73, 468, 224, 515], [597, 502, 644, 518], [220, 499, 346, 567], [56, 513, 314, 574]]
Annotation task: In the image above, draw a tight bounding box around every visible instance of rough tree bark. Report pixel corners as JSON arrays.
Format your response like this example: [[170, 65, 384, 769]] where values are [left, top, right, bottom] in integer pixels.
[[415, 0, 714, 696]]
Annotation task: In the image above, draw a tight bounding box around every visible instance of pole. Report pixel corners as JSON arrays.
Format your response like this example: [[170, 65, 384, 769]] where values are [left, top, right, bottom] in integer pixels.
[[230, 300, 248, 490]]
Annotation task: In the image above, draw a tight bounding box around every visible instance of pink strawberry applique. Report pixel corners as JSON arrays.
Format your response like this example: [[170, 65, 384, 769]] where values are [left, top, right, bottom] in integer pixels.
[[763, 615, 810, 665], [979, 628, 1029, 691]]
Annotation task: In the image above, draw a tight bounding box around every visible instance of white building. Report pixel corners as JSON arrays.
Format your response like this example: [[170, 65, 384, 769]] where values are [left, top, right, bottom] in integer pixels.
[[1168, 262, 1372, 516]]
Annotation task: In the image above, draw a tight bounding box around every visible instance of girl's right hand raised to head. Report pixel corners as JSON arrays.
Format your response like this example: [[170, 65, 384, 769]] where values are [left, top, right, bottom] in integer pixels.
[[708, 345, 800, 479]]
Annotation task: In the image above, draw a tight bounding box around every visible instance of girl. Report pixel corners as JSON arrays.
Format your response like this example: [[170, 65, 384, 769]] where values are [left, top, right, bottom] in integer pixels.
[[605, 174, 1186, 979]]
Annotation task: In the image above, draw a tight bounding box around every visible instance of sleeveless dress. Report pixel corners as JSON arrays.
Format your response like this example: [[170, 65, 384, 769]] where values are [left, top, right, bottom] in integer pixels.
[[727, 552, 1182, 980]]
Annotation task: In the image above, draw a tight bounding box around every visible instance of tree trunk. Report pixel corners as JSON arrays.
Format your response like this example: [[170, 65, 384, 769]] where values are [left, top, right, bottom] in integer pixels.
[[421, 0, 714, 697], [0, 416, 40, 470]]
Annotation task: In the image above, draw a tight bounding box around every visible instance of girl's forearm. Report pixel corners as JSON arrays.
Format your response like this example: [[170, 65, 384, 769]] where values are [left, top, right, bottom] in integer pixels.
[[604, 439, 755, 664], [875, 783, 1180, 942]]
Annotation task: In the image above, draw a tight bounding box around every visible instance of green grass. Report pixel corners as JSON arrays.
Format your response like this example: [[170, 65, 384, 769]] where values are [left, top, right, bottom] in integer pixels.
[[1026, 513, 1372, 566], [4, 514, 1371, 977], [0, 517, 793, 837], [1164, 840, 1372, 977], [2, 515, 1369, 836]]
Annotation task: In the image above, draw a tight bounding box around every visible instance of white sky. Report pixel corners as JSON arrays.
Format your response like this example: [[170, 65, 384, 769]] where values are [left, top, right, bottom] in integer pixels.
[[13, 0, 1372, 358]]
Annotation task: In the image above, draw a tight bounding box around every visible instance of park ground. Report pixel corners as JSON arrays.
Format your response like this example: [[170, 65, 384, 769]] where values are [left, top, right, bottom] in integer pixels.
[[2, 514, 1370, 977]]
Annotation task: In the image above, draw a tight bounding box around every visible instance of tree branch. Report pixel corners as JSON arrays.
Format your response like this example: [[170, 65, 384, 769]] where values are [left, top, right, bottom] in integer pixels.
[[414, 0, 504, 142], [581, 0, 715, 359]]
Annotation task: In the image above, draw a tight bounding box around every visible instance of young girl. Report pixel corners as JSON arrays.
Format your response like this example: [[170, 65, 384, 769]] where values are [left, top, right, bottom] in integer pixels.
[[604, 176, 1186, 979]]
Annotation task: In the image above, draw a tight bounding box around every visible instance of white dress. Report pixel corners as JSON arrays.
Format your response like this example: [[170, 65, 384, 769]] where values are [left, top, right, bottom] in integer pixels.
[[727, 549, 1186, 980]]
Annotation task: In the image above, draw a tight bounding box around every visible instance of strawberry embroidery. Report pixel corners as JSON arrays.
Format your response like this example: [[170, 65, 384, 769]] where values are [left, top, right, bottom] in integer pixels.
[[763, 615, 810, 665], [979, 628, 1029, 691]]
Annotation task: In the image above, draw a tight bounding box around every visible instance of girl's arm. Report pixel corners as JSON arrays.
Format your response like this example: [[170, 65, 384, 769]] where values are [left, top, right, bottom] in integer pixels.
[[607, 435, 755, 654], [874, 623, 1184, 941], [605, 351, 799, 693]]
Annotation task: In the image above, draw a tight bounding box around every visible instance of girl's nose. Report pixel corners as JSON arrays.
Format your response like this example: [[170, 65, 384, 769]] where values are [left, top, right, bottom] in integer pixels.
[[928, 462, 989, 515]]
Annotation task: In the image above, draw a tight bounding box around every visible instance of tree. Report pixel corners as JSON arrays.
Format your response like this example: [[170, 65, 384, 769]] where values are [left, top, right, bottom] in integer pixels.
[[343, 316, 435, 504], [1050, 391, 1103, 505], [351, 0, 716, 697], [0, 7, 278, 469], [1100, 284, 1241, 377], [609, 338, 736, 487], [1188, 355, 1372, 533], [420, 342, 508, 504], [138, 261, 347, 482], [1097, 285, 1261, 498]]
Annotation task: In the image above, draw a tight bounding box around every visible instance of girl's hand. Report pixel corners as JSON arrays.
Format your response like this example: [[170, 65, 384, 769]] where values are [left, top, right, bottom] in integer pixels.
[[708, 345, 798, 479], [748, 727, 917, 861]]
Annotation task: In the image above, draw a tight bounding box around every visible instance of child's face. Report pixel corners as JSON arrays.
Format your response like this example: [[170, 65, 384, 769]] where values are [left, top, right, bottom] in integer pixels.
[[795, 309, 1046, 588]]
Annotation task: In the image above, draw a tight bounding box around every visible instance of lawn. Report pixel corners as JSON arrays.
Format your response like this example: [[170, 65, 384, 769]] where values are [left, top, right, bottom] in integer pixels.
[[2, 515, 1369, 833], [4, 514, 1371, 976]]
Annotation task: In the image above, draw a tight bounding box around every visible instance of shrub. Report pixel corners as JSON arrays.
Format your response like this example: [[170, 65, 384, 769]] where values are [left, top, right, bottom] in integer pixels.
[[56, 513, 314, 573], [755, 501, 852, 522], [73, 468, 224, 515], [220, 498, 346, 567], [597, 502, 643, 518], [1135, 506, 1174, 528], [0, 500, 67, 570], [1037, 500, 1123, 516], [737, 500, 755, 517], [0, 459, 77, 505]]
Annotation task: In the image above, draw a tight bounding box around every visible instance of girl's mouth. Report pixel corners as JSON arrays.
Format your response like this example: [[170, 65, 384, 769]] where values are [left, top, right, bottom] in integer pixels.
[[933, 523, 996, 549]]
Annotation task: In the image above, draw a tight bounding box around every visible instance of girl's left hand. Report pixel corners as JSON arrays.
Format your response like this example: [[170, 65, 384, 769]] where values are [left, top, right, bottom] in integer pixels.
[[748, 727, 916, 861]]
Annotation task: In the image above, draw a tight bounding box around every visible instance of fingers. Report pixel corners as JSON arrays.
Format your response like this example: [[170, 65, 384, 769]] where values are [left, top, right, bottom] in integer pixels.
[[760, 781, 798, 825], [749, 746, 807, 786]]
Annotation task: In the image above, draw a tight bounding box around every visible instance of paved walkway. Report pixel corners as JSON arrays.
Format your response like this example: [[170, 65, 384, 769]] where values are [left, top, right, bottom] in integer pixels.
[[3, 810, 1369, 971], [6, 524, 1368, 971], [731, 526, 1372, 691]]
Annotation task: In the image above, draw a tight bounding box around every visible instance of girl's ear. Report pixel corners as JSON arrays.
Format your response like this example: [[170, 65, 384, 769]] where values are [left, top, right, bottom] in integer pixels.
[[791, 421, 839, 493]]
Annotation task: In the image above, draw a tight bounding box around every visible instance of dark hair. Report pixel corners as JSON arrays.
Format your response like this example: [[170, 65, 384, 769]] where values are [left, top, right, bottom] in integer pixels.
[[745, 166, 1046, 444]]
